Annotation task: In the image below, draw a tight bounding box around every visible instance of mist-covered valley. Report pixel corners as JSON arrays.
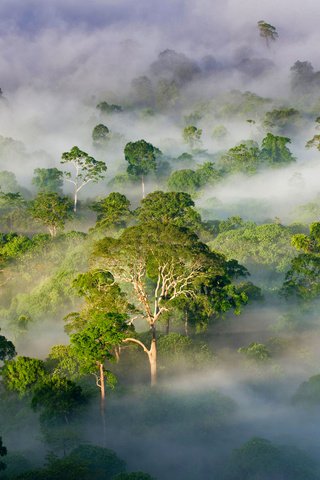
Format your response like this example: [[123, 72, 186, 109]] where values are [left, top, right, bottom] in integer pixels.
[[1, 1, 320, 479]]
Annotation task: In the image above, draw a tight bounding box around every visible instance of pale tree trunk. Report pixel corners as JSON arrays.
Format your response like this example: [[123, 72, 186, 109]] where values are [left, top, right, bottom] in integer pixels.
[[141, 174, 145, 199], [99, 363, 106, 446], [74, 188, 78, 212], [148, 338, 157, 386], [122, 330, 158, 387]]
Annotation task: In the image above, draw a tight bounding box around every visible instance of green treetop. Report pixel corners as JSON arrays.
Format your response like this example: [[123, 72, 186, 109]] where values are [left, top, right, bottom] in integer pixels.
[[124, 140, 160, 198], [61, 146, 107, 212], [29, 192, 73, 237]]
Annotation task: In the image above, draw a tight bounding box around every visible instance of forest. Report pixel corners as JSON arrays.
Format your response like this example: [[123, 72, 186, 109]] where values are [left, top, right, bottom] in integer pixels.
[[1, 1, 320, 479]]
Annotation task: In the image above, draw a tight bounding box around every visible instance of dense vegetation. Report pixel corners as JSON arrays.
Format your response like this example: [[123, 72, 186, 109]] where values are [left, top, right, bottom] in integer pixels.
[[1, 11, 320, 480]]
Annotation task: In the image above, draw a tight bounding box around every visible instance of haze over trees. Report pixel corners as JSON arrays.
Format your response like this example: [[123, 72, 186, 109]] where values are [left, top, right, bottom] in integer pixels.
[[2, 8, 320, 480]]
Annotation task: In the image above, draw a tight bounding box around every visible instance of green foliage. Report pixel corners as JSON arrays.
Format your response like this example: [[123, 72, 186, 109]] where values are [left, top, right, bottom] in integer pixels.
[[2, 356, 46, 396], [219, 141, 260, 175], [227, 436, 317, 480], [259, 133, 296, 167], [61, 146, 107, 211], [12, 444, 126, 480], [258, 20, 279, 46], [293, 374, 320, 408], [96, 101, 123, 114], [92, 124, 110, 147], [0, 192, 27, 231], [32, 168, 64, 194], [281, 253, 320, 301], [238, 342, 271, 361], [29, 192, 73, 237], [124, 139, 159, 178], [137, 190, 201, 229], [167, 168, 200, 193], [91, 192, 131, 230], [210, 223, 295, 273], [70, 313, 128, 371], [167, 161, 221, 194], [263, 107, 301, 134], [0, 332, 16, 361], [183, 125, 202, 150], [0, 170, 20, 193], [31, 376, 87, 426]]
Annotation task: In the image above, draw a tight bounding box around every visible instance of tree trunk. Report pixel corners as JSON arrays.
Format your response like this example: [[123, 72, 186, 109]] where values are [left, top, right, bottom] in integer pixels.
[[184, 311, 189, 337], [165, 317, 170, 335], [148, 339, 157, 386], [141, 174, 145, 199], [74, 188, 78, 212], [99, 363, 106, 446]]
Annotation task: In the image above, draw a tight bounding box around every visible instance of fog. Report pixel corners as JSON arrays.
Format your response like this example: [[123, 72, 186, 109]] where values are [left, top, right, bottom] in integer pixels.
[[1, 1, 320, 479]]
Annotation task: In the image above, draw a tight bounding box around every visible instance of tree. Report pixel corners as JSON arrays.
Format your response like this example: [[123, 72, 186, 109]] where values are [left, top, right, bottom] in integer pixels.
[[219, 141, 261, 175], [31, 376, 86, 429], [306, 134, 320, 151], [281, 223, 320, 301], [167, 169, 200, 194], [32, 168, 64, 194], [2, 356, 46, 396], [257, 20, 279, 47], [183, 125, 202, 150], [263, 107, 301, 135], [259, 133, 295, 167], [29, 192, 73, 237], [69, 313, 127, 439], [137, 191, 201, 229], [0, 170, 20, 193], [227, 437, 317, 480], [0, 437, 7, 472], [293, 374, 320, 408], [124, 140, 160, 198], [92, 223, 246, 385], [0, 332, 16, 362], [92, 124, 110, 148], [91, 192, 131, 231], [0, 192, 27, 231], [61, 146, 107, 212], [96, 101, 122, 114]]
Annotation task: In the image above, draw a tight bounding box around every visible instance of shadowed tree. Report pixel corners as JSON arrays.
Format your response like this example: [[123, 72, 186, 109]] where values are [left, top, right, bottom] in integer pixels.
[[0, 437, 7, 472], [92, 124, 110, 148], [32, 168, 64, 194], [257, 20, 279, 48], [0, 332, 16, 362], [61, 146, 107, 212]]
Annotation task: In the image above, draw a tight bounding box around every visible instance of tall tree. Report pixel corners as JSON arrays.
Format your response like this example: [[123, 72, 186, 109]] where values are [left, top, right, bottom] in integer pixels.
[[92, 223, 246, 385], [259, 133, 295, 167], [61, 146, 107, 212], [69, 313, 127, 441], [29, 192, 73, 237], [124, 140, 160, 198], [257, 20, 278, 48]]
